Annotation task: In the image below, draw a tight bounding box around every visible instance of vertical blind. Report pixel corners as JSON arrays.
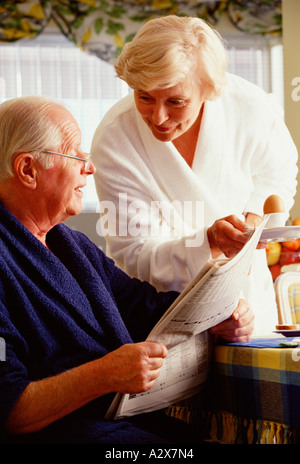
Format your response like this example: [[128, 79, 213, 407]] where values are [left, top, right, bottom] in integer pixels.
[[0, 31, 283, 210]]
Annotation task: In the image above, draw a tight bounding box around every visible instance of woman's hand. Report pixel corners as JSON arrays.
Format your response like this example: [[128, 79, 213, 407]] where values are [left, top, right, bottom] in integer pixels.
[[207, 212, 266, 258], [207, 215, 249, 258]]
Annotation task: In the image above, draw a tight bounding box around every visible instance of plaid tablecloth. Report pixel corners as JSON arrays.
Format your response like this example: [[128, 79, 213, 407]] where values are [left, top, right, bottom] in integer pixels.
[[166, 337, 300, 444], [204, 337, 300, 443]]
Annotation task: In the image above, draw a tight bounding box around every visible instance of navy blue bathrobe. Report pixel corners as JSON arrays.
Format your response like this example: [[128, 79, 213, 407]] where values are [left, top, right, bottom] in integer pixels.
[[0, 203, 178, 443]]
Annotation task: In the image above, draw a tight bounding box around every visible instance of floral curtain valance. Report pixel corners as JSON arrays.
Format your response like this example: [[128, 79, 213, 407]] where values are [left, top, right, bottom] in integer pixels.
[[0, 0, 282, 63]]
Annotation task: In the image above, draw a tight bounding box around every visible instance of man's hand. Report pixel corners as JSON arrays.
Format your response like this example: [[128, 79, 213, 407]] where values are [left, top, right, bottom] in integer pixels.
[[5, 341, 168, 435], [99, 341, 168, 394], [209, 299, 255, 342]]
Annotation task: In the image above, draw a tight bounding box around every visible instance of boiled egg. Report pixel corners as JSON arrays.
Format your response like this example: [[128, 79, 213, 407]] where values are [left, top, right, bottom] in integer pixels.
[[263, 195, 285, 215]]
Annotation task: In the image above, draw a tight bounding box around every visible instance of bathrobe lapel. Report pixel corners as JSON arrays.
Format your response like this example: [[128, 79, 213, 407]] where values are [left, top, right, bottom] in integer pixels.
[[134, 100, 228, 227], [0, 204, 132, 348], [47, 225, 134, 347]]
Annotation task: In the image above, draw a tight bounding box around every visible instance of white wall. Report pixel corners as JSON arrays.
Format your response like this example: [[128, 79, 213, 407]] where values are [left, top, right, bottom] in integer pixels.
[[282, 0, 300, 220]]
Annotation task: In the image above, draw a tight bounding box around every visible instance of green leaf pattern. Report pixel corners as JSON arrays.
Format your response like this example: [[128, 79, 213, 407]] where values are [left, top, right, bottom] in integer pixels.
[[0, 1, 282, 63]]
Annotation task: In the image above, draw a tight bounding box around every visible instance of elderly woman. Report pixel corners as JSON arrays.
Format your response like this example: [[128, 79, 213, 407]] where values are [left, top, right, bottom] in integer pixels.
[[92, 15, 298, 335], [0, 96, 254, 444]]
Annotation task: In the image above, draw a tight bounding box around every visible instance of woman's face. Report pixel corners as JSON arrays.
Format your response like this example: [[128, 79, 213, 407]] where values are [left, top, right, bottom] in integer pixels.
[[134, 76, 204, 143]]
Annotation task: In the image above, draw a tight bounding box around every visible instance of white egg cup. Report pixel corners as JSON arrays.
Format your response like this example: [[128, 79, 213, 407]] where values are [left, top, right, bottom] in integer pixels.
[[265, 212, 286, 229]]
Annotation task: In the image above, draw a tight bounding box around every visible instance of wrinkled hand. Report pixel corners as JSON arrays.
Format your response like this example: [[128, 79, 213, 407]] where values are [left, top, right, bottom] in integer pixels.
[[245, 212, 266, 250], [100, 341, 168, 394], [209, 299, 255, 342], [207, 215, 249, 259]]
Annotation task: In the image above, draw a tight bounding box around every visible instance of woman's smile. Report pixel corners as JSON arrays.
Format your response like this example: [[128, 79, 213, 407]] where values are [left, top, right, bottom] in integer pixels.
[[134, 77, 204, 143]]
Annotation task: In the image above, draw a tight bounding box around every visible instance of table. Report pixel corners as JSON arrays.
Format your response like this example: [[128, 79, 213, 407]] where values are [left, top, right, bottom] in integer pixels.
[[166, 337, 300, 444]]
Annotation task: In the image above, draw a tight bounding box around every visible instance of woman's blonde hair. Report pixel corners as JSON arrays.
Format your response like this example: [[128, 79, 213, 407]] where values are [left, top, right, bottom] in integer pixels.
[[0, 95, 66, 183], [115, 15, 228, 100]]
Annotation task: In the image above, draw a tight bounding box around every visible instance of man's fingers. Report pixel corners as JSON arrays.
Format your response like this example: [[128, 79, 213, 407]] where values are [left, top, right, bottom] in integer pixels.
[[209, 299, 255, 342], [148, 356, 165, 370], [145, 341, 168, 359]]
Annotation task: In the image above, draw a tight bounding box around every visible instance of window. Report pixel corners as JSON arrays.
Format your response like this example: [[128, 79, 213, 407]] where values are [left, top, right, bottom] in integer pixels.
[[0, 30, 283, 211], [0, 32, 130, 211], [224, 33, 284, 106]]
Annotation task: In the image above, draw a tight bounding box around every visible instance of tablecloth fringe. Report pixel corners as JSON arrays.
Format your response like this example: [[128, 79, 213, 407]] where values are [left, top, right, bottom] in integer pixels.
[[200, 410, 298, 444], [164, 406, 299, 444]]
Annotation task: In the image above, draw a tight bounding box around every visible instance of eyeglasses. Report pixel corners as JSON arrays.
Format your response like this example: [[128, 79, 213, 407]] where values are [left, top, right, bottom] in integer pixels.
[[42, 150, 93, 172]]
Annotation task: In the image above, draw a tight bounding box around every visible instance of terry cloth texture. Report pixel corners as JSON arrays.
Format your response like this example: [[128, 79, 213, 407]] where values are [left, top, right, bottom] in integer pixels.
[[92, 72, 298, 335], [0, 202, 180, 444]]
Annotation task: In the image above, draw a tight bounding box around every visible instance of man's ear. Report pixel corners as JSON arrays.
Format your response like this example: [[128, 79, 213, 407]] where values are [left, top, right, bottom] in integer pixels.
[[13, 153, 37, 189]]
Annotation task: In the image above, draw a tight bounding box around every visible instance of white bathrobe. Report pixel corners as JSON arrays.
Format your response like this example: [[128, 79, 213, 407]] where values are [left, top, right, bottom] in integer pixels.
[[91, 73, 298, 335]]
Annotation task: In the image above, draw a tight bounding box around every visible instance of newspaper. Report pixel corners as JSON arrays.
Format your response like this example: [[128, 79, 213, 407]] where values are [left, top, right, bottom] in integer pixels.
[[106, 218, 267, 419]]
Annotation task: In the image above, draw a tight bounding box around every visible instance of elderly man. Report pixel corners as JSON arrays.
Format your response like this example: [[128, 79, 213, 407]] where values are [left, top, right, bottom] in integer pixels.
[[0, 96, 254, 444]]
